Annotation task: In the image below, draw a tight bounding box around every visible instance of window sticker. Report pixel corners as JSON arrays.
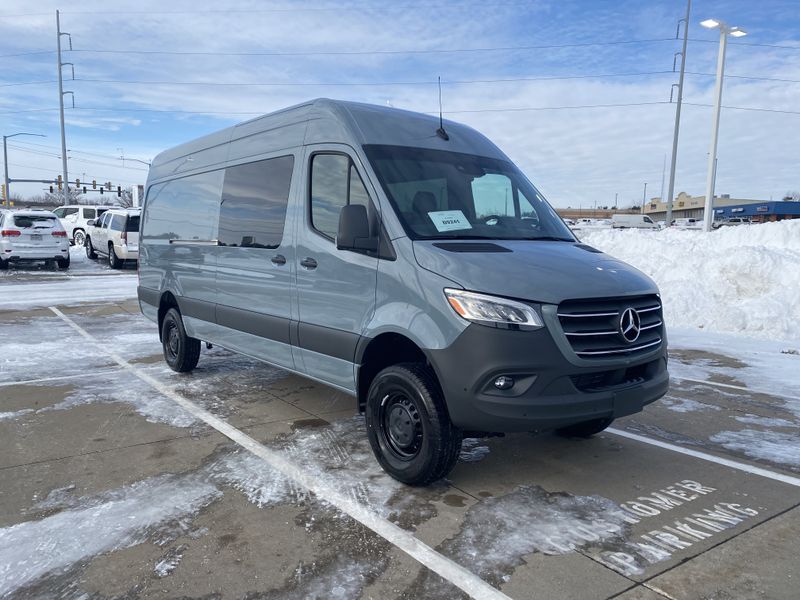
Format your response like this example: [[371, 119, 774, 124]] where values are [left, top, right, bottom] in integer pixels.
[[428, 210, 472, 232]]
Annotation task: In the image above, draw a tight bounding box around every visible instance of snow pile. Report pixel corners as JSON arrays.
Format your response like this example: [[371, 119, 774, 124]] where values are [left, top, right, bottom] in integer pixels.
[[580, 220, 800, 341]]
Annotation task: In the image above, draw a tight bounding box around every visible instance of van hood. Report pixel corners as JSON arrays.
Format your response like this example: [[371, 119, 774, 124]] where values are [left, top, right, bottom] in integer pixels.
[[412, 240, 658, 305]]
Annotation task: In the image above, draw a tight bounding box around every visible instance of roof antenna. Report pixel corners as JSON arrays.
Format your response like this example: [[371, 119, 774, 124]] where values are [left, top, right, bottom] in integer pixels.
[[436, 76, 449, 140]]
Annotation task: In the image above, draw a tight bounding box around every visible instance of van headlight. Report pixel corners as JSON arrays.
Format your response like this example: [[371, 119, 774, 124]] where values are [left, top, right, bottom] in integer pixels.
[[444, 289, 543, 330]]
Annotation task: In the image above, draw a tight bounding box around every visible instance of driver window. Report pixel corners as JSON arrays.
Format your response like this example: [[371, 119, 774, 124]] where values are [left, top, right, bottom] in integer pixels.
[[471, 173, 515, 218]]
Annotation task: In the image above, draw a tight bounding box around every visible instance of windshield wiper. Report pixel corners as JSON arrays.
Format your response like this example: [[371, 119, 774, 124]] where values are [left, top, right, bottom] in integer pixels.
[[425, 234, 497, 240], [522, 236, 574, 242]]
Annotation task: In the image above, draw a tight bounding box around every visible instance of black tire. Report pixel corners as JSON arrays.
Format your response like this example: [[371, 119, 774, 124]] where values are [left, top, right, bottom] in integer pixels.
[[365, 363, 462, 486], [0, 258, 7, 270], [161, 307, 201, 372], [56, 255, 70, 270], [556, 417, 614, 438], [72, 229, 85, 247], [108, 243, 121, 269], [85, 237, 97, 259]]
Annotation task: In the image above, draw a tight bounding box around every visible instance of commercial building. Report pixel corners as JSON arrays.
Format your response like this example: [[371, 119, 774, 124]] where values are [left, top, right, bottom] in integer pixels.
[[643, 192, 768, 221], [714, 201, 800, 222]]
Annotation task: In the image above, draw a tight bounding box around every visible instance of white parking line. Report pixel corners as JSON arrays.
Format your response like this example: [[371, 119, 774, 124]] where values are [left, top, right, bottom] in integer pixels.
[[607, 428, 800, 488], [671, 375, 800, 403], [49, 306, 510, 600], [0, 369, 124, 388]]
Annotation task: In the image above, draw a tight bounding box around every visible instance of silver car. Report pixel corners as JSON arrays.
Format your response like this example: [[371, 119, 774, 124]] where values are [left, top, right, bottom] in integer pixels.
[[0, 209, 70, 270]]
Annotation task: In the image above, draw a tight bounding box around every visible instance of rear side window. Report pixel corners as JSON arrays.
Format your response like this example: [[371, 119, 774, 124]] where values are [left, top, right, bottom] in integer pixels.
[[53, 207, 78, 218], [83, 208, 96, 219], [126, 215, 140, 232], [110, 214, 125, 231], [143, 170, 224, 241], [310, 153, 371, 240], [218, 155, 294, 249]]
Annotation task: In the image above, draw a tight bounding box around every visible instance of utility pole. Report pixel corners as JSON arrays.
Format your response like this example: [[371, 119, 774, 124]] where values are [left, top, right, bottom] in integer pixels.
[[641, 182, 648, 214], [56, 10, 73, 206], [666, 0, 691, 227]]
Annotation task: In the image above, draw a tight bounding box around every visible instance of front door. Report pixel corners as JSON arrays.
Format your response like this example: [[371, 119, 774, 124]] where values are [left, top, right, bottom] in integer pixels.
[[294, 146, 379, 391], [214, 153, 298, 371]]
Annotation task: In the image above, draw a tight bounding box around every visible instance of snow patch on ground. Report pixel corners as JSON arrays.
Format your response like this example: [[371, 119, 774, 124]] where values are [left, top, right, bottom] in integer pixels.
[[669, 328, 800, 409], [411, 485, 631, 594], [459, 438, 491, 463], [711, 429, 800, 468], [0, 474, 221, 596], [154, 544, 189, 578], [661, 395, 721, 413], [734, 414, 798, 428], [581, 221, 800, 341]]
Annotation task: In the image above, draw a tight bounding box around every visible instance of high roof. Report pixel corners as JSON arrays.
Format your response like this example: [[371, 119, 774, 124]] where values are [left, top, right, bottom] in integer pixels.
[[148, 99, 506, 184]]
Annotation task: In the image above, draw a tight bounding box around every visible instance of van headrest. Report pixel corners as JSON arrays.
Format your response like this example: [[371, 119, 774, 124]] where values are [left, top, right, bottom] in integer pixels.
[[412, 191, 437, 216]]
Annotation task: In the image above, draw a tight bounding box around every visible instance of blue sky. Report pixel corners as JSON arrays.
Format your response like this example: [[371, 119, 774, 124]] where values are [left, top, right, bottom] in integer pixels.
[[1, 0, 798, 207]]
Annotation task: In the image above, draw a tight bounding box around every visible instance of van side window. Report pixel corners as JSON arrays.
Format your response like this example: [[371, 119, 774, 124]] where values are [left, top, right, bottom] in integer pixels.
[[84, 208, 96, 219], [310, 153, 371, 240], [219, 155, 294, 249], [142, 170, 224, 241]]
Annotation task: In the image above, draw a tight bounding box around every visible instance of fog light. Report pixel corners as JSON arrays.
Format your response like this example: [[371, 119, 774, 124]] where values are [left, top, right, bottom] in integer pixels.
[[493, 376, 514, 390]]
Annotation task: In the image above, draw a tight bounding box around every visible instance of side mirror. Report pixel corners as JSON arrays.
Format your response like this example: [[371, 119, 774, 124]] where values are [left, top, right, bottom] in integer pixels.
[[337, 205, 378, 252], [86, 219, 95, 227]]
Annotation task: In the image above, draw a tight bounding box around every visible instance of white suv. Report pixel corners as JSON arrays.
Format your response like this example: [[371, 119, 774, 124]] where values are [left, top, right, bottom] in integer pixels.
[[0, 209, 70, 269], [53, 205, 114, 246], [85, 208, 140, 268]]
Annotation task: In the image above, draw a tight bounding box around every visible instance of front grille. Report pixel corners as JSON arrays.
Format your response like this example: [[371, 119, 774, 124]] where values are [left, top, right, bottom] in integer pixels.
[[557, 295, 664, 359], [570, 361, 653, 392]]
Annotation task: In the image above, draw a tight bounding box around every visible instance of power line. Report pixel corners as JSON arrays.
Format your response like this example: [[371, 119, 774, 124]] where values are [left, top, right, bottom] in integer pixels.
[[690, 38, 800, 51], [5, 70, 800, 90], [68, 38, 677, 57], [0, 51, 55, 59], [7, 144, 149, 171]]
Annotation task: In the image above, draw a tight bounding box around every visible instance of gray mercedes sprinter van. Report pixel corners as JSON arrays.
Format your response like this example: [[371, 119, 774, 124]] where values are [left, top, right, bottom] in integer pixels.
[[139, 99, 668, 485]]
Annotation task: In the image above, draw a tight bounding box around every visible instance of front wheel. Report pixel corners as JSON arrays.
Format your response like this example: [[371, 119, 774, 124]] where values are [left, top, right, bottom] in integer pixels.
[[365, 363, 462, 486], [161, 308, 201, 372], [556, 417, 614, 438]]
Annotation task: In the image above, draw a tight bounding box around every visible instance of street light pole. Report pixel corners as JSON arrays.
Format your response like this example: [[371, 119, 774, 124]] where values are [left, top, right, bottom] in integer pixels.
[[700, 19, 746, 232], [3, 132, 46, 207]]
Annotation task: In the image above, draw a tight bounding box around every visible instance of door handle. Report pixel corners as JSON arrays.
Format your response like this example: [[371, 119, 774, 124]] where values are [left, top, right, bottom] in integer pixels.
[[300, 257, 318, 270], [271, 254, 286, 266]]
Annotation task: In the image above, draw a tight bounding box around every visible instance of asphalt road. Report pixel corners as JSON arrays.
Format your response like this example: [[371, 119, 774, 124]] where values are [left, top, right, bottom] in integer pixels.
[[0, 279, 798, 598]]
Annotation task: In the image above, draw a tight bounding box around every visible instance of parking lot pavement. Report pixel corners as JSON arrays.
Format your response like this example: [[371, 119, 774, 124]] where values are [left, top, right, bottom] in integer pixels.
[[1, 296, 799, 599]]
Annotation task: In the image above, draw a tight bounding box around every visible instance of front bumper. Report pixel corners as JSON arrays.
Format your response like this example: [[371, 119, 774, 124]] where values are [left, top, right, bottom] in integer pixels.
[[428, 322, 668, 433]]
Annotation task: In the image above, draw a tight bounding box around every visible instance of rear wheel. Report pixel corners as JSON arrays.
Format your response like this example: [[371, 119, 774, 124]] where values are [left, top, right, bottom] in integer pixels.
[[365, 363, 462, 485], [108, 243, 121, 268], [56, 255, 70, 270], [85, 237, 97, 259], [0, 258, 7, 270], [161, 307, 201, 372], [72, 229, 85, 247], [556, 417, 614, 438]]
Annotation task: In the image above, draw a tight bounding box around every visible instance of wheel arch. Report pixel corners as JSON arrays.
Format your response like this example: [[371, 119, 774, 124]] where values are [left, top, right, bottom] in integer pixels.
[[157, 291, 180, 342], [355, 332, 434, 413]]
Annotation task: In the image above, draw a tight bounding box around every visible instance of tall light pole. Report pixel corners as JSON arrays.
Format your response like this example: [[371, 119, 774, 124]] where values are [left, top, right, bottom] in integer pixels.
[[56, 10, 74, 206], [700, 18, 747, 232], [3, 133, 46, 207]]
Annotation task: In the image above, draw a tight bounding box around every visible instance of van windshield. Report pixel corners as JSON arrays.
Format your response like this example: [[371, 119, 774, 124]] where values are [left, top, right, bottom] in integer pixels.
[[363, 145, 574, 241]]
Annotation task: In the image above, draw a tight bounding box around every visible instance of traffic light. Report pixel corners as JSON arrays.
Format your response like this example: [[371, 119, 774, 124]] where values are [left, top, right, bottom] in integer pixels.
[[106, 181, 111, 191], [1, 184, 5, 200], [83, 186, 87, 194], [116, 186, 121, 197], [57, 175, 63, 191], [100, 188, 104, 195], [92, 179, 96, 189], [50, 185, 54, 193], [75, 178, 80, 187]]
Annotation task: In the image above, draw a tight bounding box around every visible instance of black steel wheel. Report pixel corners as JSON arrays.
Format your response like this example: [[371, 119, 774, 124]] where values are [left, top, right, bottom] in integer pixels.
[[365, 363, 462, 485], [160, 307, 201, 372], [556, 417, 614, 438], [56, 255, 70, 270]]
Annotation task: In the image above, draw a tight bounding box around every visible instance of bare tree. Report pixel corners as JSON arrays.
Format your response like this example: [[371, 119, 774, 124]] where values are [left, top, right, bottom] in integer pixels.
[[783, 190, 800, 201]]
